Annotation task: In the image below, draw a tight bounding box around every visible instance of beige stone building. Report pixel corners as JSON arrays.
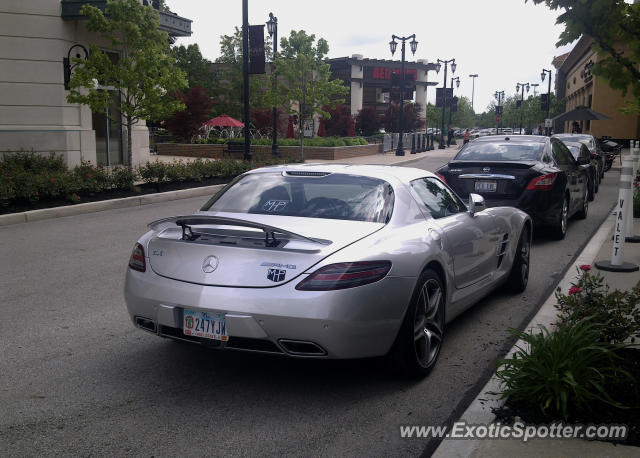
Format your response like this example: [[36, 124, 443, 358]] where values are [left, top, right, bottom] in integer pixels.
[[553, 35, 640, 141], [0, 0, 191, 167]]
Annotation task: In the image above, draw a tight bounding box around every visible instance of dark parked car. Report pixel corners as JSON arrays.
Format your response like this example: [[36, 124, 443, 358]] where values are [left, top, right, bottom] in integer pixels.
[[436, 135, 589, 239], [553, 133, 604, 181], [563, 141, 598, 201], [598, 136, 621, 171]]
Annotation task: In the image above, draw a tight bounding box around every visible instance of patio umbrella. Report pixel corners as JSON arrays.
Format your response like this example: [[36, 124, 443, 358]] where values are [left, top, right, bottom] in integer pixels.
[[552, 106, 611, 123], [286, 116, 295, 138], [203, 114, 244, 128]]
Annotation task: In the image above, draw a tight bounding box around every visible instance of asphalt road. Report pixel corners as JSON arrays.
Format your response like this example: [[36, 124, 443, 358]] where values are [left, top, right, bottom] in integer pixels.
[[0, 155, 619, 457]]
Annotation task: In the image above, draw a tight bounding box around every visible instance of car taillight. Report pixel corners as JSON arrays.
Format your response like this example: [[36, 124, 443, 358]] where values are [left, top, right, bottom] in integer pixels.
[[295, 261, 392, 291], [526, 172, 557, 191], [128, 243, 146, 272], [435, 172, 447, 184]]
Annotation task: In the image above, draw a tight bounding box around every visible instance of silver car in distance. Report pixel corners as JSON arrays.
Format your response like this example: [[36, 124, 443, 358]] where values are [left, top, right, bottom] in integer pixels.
[[124, 164, 532, 377]]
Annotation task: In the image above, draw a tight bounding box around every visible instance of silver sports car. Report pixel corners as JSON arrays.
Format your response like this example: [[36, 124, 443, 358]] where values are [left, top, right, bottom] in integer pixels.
[[125, 164, 531, 377]]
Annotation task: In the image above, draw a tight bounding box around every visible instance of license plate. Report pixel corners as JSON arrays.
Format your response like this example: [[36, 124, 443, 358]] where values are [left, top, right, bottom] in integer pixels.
[[183, 309, 228, 341], [475, 180, 497, 192]]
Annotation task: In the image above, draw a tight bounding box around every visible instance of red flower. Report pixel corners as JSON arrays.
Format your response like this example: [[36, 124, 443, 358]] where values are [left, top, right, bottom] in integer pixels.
[[50, 178, 55, 183], [87, 173, 93, 178], [579, 264, 591, 271], [568, 286, 582, 296], [35, 191, 39, 196]]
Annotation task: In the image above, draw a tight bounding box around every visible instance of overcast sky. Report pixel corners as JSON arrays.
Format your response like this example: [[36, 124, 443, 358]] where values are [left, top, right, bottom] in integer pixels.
[[165, 0, 575, 112]]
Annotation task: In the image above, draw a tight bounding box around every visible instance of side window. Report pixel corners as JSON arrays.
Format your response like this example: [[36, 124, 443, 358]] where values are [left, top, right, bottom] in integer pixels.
[[410, 177, 466, 219], [551, 141, 574, 166]]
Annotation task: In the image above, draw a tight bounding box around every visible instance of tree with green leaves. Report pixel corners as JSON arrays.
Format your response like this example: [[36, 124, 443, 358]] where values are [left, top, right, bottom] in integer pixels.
[[213, 27, 272, 120], [450, 96, 476, 129], [67, 0, 187, 165], [271, 30, 348, 159], [529, 0, 640, 114], [171, 44, 216, 95]]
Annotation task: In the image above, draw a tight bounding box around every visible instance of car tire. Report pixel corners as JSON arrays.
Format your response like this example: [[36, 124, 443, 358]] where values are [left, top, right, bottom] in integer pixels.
[[588, 176, 595, 201], [576, 186, 588, 219], [549, 196, 569, 240], [594, 171, 599, 193], [506, 225, 530, 293], [389, 269, 445, 379]]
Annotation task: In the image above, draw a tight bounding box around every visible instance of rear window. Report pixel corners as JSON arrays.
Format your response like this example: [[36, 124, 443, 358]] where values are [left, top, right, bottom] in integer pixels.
[[455, 142, 543, 161], [201, 172, 394, 223], [565, 144, 581, 159]]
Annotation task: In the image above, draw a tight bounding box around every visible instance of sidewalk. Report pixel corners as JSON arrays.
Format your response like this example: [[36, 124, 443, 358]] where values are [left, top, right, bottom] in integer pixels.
[[152, 143, 462, 167], [433, 160, 640, 457]]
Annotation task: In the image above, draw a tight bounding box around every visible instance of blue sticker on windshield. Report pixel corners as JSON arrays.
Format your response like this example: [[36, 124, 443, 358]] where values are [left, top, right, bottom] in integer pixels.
[[262, 200, 289, 212]]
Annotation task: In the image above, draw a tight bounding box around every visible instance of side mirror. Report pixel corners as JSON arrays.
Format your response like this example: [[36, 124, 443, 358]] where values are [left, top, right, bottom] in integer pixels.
[[468, 193, 486, 217]]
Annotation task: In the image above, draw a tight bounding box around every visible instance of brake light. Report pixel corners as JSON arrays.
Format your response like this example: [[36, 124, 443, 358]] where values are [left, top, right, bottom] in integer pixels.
[[295, 261, 392, 291], [128, 243, 146, 272], [526, 172, 557, 191], [435, 172, 447, 184]]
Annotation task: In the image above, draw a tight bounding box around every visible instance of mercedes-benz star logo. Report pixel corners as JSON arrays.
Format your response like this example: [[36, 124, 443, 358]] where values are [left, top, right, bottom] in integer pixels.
[[202, 255, 219, 274]]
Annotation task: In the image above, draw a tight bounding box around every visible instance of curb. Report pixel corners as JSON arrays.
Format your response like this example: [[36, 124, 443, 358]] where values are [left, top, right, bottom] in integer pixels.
[[431, 209, 618, 458], [0, 184, 225, 227]]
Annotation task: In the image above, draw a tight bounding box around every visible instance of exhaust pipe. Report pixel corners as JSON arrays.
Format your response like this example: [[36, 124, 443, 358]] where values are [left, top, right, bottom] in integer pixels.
[[135, 316, 156, 333], [278, 339, 327, 356]]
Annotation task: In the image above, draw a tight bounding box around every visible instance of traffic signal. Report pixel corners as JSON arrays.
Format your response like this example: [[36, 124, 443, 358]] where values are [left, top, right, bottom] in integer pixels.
[[540, 93, 549, 111]]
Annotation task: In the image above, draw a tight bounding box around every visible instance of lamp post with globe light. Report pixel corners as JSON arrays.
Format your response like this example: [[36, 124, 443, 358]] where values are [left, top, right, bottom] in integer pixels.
[[541, 68, 552, 135], [436, 58, 456, 149], [516, 82, 530, 134], [449, 76, 460, 127], [389, 34, 418, 156], [266, 13, 279, 157]]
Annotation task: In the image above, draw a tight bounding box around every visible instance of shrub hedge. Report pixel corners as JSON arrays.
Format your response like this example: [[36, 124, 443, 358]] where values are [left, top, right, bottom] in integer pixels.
[[0, 151, 299, 208]]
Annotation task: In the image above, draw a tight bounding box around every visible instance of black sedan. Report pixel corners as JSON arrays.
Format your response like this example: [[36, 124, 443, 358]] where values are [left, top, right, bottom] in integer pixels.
[[552, 133, 604, 181], [436, 135, 589, 239], [563, 141, 598, 201]]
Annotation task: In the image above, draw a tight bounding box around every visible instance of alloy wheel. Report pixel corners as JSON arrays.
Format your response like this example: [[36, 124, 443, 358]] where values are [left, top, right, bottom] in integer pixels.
[[413, 278, 444, 369]]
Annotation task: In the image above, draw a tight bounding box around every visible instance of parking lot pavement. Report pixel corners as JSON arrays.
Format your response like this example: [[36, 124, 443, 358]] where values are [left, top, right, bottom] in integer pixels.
[[0, 148, 624, 457]]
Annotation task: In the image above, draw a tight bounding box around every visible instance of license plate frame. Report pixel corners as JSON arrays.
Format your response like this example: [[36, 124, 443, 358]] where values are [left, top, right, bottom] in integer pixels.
[[183, 309, 228, 341], [474, 180, 497, 192]]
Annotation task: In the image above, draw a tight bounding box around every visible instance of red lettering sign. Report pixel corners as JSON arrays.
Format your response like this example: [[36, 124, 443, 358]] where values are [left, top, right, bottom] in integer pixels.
[[371, 67, 417, 80]]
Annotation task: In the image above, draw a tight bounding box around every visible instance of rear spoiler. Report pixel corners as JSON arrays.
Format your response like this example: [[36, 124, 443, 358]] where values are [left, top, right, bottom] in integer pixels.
[[448, 161, 538, 169], [148, 215, 332, 247]]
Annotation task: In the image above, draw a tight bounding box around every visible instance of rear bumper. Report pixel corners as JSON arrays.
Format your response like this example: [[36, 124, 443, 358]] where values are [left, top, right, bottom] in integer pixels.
[[124, 267, 416, 359], [484, 189, 562, 226]]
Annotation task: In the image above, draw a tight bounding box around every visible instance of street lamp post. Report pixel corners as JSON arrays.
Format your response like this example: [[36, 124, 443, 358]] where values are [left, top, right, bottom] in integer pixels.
[[389, 34, 418, 156], [541, 68, 552, 135], [448, 76, 460, 127], [516, 82, 530, 134], [242, 0, 251, 161], [494, 90, 504, 133], [469, 74, 478, 111], [436, 58, 456, 149], [266, 12, 279, 157]]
